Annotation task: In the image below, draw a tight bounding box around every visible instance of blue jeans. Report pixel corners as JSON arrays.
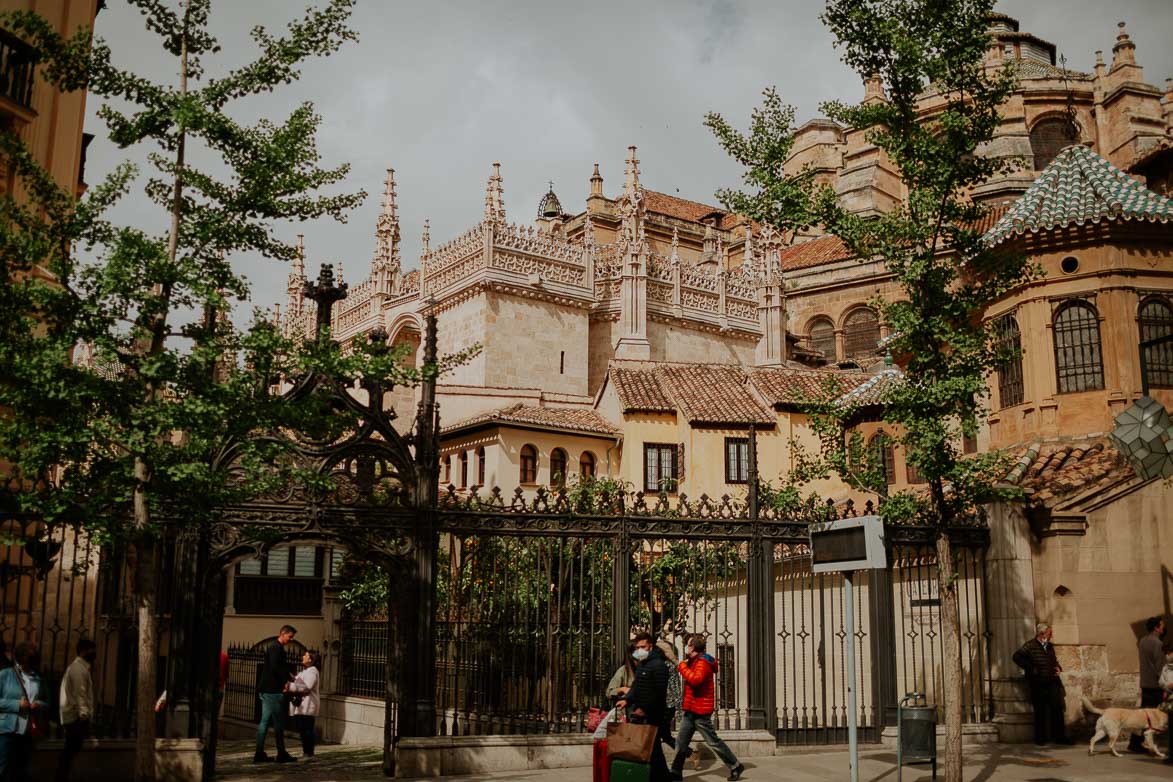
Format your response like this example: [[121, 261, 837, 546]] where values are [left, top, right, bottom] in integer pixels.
[[256, 693, 288, 756], [670, 711, 740, 772]]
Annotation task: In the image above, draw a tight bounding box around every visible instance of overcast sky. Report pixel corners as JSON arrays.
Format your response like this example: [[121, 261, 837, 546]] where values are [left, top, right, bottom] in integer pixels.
[[83, 1, 1173, 323]]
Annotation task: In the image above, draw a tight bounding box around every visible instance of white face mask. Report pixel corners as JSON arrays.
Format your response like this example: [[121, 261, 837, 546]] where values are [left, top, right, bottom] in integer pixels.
[[632, 648, 650, 661]]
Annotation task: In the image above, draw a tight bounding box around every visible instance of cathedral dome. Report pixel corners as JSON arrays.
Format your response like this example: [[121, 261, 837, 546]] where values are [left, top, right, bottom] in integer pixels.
[[537, 184, 563, 218]]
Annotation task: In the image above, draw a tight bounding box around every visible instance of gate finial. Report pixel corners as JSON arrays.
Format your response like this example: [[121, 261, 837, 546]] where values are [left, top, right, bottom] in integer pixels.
[[304, 263, 349, 342]]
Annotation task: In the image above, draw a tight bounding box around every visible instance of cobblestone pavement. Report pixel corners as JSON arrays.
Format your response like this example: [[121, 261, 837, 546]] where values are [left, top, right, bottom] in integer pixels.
[[213, 740, 1173, 781]]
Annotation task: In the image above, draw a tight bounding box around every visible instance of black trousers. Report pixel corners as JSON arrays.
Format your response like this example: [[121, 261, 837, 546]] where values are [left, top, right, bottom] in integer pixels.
[[1129, 688, 1163, 750], [1028, 678, 1067, 744], [56, 720, 90, 782], [292, 715, 316, 757], [629, 714, 670, 782]]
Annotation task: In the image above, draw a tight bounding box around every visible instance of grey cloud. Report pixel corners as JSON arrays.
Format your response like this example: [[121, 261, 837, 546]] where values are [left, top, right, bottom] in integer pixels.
[[82, 0, 1173, 324]]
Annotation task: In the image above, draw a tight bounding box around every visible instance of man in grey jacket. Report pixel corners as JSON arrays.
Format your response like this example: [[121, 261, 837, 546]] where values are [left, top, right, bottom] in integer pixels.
[[1131, 616, 1167, 752]]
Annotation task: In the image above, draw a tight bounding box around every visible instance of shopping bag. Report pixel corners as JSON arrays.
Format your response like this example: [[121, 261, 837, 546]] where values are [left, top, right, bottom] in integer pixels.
[[605, 720, 658, 763], [592, 738, 611, 782], [591, 707, 622, 740], [609, 757, 651, 782]]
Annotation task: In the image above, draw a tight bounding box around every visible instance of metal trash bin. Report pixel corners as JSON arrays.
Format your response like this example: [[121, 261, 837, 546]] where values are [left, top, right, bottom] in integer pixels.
[[897, 692, 937, 781]]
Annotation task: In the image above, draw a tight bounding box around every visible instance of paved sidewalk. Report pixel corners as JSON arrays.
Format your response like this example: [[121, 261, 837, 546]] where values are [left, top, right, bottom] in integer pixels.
[[216, 740, 1173, 781]]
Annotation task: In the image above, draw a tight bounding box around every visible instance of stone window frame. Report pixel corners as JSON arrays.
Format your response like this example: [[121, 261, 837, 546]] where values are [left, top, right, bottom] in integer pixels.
[[868, 431, 896, 487], [476, 446, 486, 486], [842, 306, 881, 360], [807, 316, 837, 362]]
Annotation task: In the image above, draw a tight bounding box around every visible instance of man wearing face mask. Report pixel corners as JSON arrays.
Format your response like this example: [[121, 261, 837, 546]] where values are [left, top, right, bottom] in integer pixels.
[[617, 632, 670, 781]]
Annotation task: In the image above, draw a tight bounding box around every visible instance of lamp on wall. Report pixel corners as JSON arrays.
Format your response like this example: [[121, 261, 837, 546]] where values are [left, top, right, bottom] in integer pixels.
[[1110, 333, 1173, 480]]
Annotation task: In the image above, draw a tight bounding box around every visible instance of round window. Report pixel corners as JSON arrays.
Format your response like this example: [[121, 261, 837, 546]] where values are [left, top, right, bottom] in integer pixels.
[[1060, 256, 1079, 274]]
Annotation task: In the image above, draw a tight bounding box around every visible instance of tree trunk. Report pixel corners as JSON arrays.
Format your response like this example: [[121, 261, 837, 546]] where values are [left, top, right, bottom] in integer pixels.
[[133, 467, 157, 782], [936, 530, 963, 782]]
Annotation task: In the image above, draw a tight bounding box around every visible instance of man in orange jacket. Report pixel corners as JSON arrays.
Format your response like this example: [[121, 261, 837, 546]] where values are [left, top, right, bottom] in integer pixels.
[[669, 635, 744, 781]]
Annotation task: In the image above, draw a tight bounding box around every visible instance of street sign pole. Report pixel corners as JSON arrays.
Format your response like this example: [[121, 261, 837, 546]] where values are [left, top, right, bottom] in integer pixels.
[[844, 570, 859, 782]]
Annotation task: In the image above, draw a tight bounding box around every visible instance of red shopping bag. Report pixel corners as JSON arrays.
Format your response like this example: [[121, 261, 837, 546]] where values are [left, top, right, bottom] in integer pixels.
[[593, 738, 611, 782]]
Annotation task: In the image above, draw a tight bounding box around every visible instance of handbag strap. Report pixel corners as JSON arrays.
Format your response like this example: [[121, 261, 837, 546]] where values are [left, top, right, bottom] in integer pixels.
[[13, 665, 33, 703]]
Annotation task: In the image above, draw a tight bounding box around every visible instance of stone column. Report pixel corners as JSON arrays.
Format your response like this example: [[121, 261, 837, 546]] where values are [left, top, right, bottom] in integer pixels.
[[984, 501, 1037, 743]]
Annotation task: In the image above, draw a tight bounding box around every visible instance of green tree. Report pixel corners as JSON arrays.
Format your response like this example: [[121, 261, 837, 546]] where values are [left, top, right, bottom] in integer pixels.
[[709, 2, 1034, 779], [0, 2, 379, 778]]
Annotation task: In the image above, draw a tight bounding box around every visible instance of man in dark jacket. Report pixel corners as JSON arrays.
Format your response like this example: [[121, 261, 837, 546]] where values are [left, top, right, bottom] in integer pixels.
[[618, 632, 670, 781], [255, 624, 297, 763], [670, 635, 743, 781], [1012, 623, 1071, 746], [1130, 616, 1167, 751]]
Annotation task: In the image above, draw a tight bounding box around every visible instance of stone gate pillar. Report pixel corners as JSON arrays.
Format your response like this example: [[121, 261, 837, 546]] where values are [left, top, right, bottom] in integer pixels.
[[984, 502, 1036, 743]]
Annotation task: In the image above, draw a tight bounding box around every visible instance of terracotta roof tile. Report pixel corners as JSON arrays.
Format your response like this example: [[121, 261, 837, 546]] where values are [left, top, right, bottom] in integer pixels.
[[657, 364, 773, 425], [749, 368, 869, 407], [445, 403, 618, 436], [643, 190, 726, 223], [776, 235, 853, 271], [608, 362, 772, 425], [985, 144, 1173, 247], [1005, 439, 1136, 509], [834, 368, 904, 408]]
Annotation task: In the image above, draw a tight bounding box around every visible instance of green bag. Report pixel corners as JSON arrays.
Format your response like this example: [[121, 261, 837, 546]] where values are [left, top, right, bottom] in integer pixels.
[[610, 758, 651, 782]]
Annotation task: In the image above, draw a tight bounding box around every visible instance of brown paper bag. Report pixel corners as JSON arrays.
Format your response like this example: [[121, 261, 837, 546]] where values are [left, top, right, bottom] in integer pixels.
[[605, 720, 658, 762]]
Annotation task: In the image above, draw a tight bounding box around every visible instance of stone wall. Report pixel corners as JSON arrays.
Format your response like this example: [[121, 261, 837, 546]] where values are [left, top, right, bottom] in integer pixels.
[[646, 319, 754, 367], [483, 292, 590, 396]]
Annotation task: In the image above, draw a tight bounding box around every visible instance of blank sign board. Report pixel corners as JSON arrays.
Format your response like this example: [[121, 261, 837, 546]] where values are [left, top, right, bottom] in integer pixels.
[[809, 515, 886, 573]]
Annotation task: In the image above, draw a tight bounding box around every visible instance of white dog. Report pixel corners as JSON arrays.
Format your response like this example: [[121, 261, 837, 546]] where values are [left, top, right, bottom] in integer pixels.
[[1081, 696, 1167, 758]]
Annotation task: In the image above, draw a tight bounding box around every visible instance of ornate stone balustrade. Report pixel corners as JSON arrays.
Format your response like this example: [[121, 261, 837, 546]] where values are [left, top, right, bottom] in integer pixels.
[[492, 222, 582, 264]]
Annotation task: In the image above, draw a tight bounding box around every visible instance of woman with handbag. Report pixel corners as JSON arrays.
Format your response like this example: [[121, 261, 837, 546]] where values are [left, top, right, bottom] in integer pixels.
[[0, 642, 48, 782], [606, 643, 638, 706], [286, 651, 321, 759]]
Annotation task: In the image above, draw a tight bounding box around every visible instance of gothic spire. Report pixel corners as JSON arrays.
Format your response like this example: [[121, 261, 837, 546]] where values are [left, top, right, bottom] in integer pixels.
[[485, 162, 506, 223], [623, 146, 641, 198], [590, 163, 603, 197], [421, 219, 431, 255], [374, 168, 401, 272], [293, 234, 306, 280]]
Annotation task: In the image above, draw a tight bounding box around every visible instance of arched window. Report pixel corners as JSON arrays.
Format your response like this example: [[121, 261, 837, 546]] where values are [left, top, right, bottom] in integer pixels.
[[1053, 301, 1104, 393], [905, 451, 925, 485], [869, 432, 896, 486], [476, 446, 486, 486], [458, 451, 468, 488], [520, 444, 538, 484], [550, 448, 568, 487], [993, 315, 1024, 408], [1030, 117, 1077, 171], [579, 451, 596, 479], [1140, 297, 1173, 388], [843, 308, 880, 360], [442, 454, 452, 485], [808, 317, 836, 362]]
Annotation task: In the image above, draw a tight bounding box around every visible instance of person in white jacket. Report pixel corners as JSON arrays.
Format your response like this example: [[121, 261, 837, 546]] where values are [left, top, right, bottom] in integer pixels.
[[57, 639, 96, 782], [285, 651, 321, 758]]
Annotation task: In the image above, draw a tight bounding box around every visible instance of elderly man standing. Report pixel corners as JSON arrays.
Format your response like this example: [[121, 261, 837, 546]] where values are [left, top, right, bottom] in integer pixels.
[[57, 639, 96, 782], [1130, 616, 1167, 752], [1013, 623, 1071, 746]]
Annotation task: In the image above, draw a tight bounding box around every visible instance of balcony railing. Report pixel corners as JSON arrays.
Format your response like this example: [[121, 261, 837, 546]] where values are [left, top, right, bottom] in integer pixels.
[[0, 29, 37, 111]]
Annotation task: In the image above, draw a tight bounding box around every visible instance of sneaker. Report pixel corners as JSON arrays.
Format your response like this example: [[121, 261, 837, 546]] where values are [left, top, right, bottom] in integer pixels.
[[275, 753, 297, 764], [728, 763, 745, 781], [252, 752, 273, 763]]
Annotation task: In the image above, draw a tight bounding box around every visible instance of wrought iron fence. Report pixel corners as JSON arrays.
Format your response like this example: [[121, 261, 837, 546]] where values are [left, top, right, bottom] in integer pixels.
[[340, 619, 391, 699], [223, 638, 315, 723]]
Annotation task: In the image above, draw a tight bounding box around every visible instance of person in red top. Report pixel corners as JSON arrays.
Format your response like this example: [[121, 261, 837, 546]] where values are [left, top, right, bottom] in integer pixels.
[[669, 634, 744, 782]]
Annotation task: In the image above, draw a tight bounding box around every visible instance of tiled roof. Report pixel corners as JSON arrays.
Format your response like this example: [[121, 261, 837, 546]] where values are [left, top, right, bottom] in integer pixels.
[[608, 362, 772, 425], [833, 368, 904, 408], [444, 403, 618, 436], [749, 368, 869, 408], [609, 365, 674, 412], [984, 144, 1173, 246], [657, 364, 774, 425], [1013, 60, 1091, 81], [643, 190, 726, 223], [1004, 439, 1135, 509], [776, 235, 853, 271]]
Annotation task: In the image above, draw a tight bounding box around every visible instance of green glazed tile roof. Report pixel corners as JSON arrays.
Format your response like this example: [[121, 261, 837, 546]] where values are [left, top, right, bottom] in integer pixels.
[[984, 144, 1173, 247]]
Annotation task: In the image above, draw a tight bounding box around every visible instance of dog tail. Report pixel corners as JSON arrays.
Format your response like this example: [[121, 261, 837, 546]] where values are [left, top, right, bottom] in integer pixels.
[[1081, 696, 1104, 715]]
